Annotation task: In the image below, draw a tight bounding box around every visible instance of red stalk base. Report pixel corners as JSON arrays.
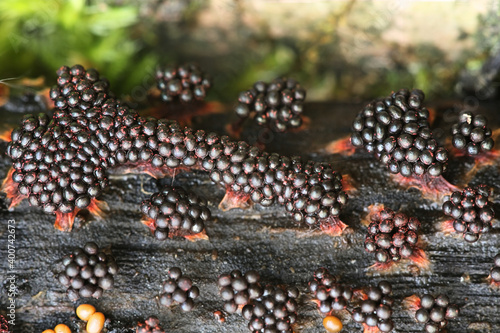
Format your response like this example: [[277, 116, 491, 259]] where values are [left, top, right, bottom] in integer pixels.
[[439, 219, 456, 234], [324, 135, 356, 156], [402, 294, 421, 314], [0, 128, 12, 142], [390, 173, 459, 202], [362, 323, 382, 333], [54, 198, 108, 232], [1, 168, 26, 209], [319, 216, 348, 236], [341, 174, 356, 194], [218, 188, 252, 211], [409, 247, 430, 270], [489, 278, 500, 289]]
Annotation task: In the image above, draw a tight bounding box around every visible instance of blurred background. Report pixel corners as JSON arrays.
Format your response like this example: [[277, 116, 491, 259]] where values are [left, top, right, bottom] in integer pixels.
[[0, 0, 499, 103]]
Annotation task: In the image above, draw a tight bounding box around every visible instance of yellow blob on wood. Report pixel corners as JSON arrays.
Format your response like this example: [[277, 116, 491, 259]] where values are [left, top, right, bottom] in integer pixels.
[[76, 303, 96, 321], [54, 324, 72, 333], [86, 312, 105, 333], [42, 330, 55, 333], [323, 315, 343, 332]]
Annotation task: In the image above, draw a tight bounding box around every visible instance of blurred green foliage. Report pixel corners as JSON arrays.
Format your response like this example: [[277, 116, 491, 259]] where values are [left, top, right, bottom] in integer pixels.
[[0, 0, 492, 103], [0, 0, 158, 96]]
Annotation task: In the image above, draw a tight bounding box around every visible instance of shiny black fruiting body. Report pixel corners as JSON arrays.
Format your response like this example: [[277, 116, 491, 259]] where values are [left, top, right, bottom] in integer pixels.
[[442, 185, 494, 243], [364, 208, 421, 264], [451, 111, 494, 155], [7, 65, 346, 230], [308, 267, 353, 314], [155, 64, 211, 103], [351, 280, 394, 332], [414, 294, 459, 333], [159, 267, 199, 312], [242, 285, 299, 333], [7, 97, 131, 215], [141, 186, 211, 240], [49, 65, 112, 111], [218, 270, 263, 313], [351, 89, 448, 177], [235, 77, 306, 133], [57, 242, 118, 301]]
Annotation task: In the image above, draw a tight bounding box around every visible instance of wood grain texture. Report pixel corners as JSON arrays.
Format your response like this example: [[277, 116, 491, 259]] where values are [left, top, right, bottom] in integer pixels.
[[0, 100, 499, 333]]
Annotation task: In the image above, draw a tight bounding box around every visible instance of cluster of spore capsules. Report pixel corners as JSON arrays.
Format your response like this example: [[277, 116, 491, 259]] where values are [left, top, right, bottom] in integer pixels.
[[5, 64, 347, 233], [242, 285, 299, 333], [3, 64, 499, 333], [364, 208, 421, 265], [57, 242, 118, 300], [413, 294, 459, 333], [155, 64, 211, 103], [159, 267, 199, 312], [451, 111, 494, 155], [6, 65, 125, 225], [218, 270, 299, 333], [351, 281, 395, 332], [308, 267, 353, 314], [140, 186, 211, 240], [217, 269, 263, 314], [351, 89, 448, 177], [442, 185, 495, 242], [235, 77, 306, 132]]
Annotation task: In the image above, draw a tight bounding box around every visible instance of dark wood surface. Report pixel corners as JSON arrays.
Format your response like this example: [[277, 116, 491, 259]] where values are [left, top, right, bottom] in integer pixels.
[[1, 100, 500, 333]]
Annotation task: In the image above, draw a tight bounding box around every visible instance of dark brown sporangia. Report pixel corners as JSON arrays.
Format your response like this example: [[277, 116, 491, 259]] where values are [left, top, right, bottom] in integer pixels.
[[351, 89, 447, 178], [451, 111, 494, 156], [155, 64, 211, 103], [364, 208, 428, 270], [241, 285, 299, 333], [348, 89, 458, 201], [217, 269, 263, 314], [351, 281, 394, 332], [403, 294, 460, 333], [308, 267, 353, 314], [234, 77, 306, 133], [441, 185, 494, 243], [2, 65, 347, 236], [57, 241, 118, 301], [159, 267, 199, 312]]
